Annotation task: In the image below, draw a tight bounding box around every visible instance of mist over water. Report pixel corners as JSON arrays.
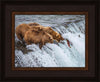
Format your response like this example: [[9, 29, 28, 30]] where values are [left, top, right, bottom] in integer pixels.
[[15, 15, 85, 67]]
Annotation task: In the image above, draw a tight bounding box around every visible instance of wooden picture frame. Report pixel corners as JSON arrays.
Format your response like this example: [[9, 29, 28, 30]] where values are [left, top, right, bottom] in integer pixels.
[[0, 0, 99, 82], [12, 12, 88, 71]]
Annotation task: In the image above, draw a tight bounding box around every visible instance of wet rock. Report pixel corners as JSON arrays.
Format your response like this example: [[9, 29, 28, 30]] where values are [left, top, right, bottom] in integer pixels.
[[15, 41, 33, 54]]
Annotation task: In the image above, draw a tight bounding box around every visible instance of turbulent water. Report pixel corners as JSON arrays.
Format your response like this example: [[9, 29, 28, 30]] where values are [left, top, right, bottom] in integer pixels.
[[15, 15, 85, 67]]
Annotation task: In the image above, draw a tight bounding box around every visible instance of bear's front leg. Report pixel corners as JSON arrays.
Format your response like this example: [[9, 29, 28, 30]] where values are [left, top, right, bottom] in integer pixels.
[[22, 39, 26, 47], [39, 41, 45, 49], [39, 43, 43, 49], [25, 41, 31, 45], [16, 34, 23, 41]]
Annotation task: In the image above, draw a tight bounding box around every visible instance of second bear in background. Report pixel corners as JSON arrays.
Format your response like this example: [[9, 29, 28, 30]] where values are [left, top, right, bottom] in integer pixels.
[[28, 22, 64, 42]]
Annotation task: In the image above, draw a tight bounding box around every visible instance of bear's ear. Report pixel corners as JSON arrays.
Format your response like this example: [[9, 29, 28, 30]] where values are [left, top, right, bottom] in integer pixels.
[[55, 32, 59, 37], [55, 31, 58, 33], [49, 27, 52, 30], [56, 34, 59, 37]]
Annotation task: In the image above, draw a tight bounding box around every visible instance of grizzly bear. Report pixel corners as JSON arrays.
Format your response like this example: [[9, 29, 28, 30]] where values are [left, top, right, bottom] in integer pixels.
[[15, 23, 30, 41], [41, 27, 64, 42], [24, 29, 54, 49], [28, 23, 64, 42]]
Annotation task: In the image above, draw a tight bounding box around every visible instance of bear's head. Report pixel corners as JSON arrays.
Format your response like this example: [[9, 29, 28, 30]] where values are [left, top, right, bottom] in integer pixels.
[[49, 28, 64, 41], [55, 32, 64, 42], [44, 27, 64, 42]]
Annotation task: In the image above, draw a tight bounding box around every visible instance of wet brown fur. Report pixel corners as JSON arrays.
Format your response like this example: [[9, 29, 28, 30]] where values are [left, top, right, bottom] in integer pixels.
[[28, 23, 64, 42], [15, 23, 30, 41], [16, 23, 64, 49], [24, 29, 54, 49], [42, 27, 64, 42]]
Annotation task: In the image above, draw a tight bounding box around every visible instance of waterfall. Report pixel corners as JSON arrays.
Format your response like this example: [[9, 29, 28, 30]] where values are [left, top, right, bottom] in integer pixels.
[[15, 15, 85, 67]]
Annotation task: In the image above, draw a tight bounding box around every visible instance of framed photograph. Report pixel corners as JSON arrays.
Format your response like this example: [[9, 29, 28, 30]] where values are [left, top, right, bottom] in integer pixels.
[[12, 12, 88, 70], [0, 0, 99, 82]]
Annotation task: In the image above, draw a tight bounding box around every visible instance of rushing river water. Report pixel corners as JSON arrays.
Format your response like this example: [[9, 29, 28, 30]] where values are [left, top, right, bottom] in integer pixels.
[[15, 15, 85, 67]]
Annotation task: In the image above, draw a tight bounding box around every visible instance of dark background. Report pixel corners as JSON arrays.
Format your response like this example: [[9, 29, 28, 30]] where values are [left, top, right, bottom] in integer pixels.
[[0, 0, 100, 82]]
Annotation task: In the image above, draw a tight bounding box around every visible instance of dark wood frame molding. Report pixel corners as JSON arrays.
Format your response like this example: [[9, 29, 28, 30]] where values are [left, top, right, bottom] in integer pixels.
[[12, 12, 88, 71], [0, 0, 99, 82]]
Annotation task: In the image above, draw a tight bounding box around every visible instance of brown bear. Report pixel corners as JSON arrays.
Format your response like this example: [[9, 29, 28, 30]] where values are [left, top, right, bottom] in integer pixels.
[[41, 27, 64, 42], [28, 23, 64, 42], [24, 29, 54, 49], [15, 23, 30, 41]]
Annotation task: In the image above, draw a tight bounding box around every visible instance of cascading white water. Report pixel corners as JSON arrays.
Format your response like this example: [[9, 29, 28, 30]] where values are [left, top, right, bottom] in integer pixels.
[[15, 15, 85, 67]]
